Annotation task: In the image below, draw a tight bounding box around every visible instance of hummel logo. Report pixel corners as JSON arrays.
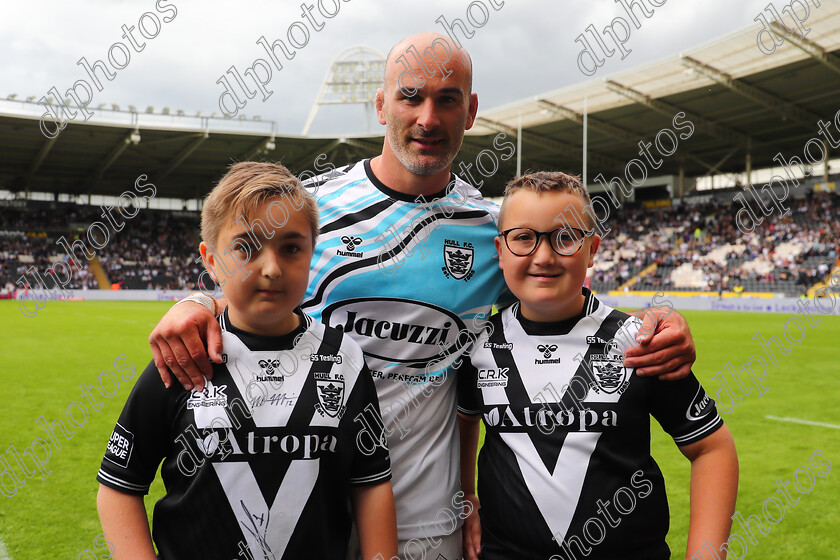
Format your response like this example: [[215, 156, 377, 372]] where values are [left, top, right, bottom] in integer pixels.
[[338, 236, 364, 257], [341, 236, 362, 251], [258, 359, 281, 376], [535, 344, 561, 365], [256, 359, 283, 383]]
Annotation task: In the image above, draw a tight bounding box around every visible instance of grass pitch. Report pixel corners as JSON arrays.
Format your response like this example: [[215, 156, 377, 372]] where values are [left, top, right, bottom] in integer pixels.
[[0, 301, 838, 559]]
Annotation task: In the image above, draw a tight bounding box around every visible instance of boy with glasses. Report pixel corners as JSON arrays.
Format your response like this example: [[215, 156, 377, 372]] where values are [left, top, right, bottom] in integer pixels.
[[458, 171, 738, 560]]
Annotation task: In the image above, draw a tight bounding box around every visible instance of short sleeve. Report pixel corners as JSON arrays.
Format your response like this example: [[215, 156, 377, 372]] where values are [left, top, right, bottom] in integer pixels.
[[345, 363, 392, 487], [456, 353, 481, 416], [96, 360, 174, 495], [648, 372, 724, 447]]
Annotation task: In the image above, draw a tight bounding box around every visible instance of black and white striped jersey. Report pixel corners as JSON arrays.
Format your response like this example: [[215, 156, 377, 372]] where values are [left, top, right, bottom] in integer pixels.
[[97, 308, 391, 560], [457, 289, 723, 559]]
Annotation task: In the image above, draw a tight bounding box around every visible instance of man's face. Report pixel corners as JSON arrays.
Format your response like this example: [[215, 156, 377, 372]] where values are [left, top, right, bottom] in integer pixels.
[[377, 42, 478, 176], [495, 190, 601, 322], [201, 197, 313, 336]]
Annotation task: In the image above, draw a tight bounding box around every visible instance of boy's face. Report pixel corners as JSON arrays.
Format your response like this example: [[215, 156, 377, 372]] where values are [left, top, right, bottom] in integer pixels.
[[495, 190, 600, 323], [200, 197, 313, 336]]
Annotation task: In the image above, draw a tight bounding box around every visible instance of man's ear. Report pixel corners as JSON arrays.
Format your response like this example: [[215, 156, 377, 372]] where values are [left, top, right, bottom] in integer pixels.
[[587, 235, 601, 268], [375, 88, 387, 125], [465, 92, 479, 130], [494, 235, 505, 270], [199, 242, 220, 283]]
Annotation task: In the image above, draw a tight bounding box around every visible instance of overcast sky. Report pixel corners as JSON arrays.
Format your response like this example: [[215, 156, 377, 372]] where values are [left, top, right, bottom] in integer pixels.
[[3, 0, 779, 135]]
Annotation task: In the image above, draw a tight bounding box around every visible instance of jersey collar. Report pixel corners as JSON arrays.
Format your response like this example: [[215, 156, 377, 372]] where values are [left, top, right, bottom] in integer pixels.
[[218, 307, 309, 352], [363, 159, 457, 203], [513, 287, 600, 336]]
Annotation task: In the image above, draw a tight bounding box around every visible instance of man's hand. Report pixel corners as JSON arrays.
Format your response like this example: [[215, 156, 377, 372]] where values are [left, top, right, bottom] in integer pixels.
[[624, 306, 696, 381], [149, 301, 223, 391], [462, 493, 481, 560]]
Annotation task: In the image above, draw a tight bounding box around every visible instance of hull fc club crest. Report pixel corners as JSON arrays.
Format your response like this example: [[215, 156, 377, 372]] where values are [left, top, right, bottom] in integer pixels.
[[442, 239, 475, 281], [590, 356, 630, 395], [314, 372, 346, 418]]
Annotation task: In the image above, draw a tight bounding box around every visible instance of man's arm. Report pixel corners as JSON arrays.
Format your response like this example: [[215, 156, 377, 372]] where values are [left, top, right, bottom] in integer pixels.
[[96, 485, 158, 560], [624, 305, 696, 380], [351, 481, 398, 560], [148, 296, 228, 391], [459, 412, 482, 560], [679, 425, 739, 559]]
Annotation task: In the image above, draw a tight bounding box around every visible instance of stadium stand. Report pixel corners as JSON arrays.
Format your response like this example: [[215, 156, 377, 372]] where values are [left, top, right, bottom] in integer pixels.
[[1, 201, 201, 292], [590, 190, 838, 297], [2, 186, 836, 298]]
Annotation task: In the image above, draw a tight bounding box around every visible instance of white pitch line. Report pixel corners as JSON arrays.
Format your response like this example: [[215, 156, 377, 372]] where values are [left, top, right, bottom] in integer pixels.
[[0, 538, 12, 560], [766, 416, 840, 430]]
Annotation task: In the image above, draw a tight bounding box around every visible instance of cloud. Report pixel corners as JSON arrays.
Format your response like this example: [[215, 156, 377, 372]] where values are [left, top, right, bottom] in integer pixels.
[[0, 0, 797, 134]]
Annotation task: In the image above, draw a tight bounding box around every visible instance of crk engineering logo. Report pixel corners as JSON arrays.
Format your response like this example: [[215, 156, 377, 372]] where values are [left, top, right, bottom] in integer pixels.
[[187, 384, 228, 409], [477, 367, 509, 388]]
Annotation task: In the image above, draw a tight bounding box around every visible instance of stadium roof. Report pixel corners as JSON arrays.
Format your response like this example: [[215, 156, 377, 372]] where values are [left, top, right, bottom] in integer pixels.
[[2, 1, 840, 200], [472, 0, 840, 190], [0, 104, 384, 201]]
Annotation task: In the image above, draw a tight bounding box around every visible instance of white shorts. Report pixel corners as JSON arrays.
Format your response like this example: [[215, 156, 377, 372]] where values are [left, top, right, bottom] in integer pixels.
[[400, 529, 462, 560]]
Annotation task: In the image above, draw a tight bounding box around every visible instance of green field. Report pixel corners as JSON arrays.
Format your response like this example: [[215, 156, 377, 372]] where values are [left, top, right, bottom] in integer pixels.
[[1, 301, 838, 559]]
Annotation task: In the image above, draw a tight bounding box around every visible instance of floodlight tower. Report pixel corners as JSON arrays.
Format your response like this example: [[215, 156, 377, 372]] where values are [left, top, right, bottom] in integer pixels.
[[302, 46, 386, 135]]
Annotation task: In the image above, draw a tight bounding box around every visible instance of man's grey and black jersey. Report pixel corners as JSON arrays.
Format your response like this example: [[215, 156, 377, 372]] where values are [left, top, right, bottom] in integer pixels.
[[301, 159, 510, 539], [457, 289, 723, 559], [97, 308, 390, 560]]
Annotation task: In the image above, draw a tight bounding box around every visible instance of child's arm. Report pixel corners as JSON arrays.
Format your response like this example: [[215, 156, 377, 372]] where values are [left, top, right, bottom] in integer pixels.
[[458, 411, 482, 560], [96, 484, 158, 560], [350, 481, 398, 560], [678, 424, 739, 560]]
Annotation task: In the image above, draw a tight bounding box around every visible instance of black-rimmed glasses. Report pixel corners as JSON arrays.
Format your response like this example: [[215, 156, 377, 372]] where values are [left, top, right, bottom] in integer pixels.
[[498, 227, 589, 256]]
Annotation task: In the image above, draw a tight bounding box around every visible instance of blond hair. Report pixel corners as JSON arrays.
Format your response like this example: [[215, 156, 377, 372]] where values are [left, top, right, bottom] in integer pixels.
[[201, 161, 319, 245], [499, 171, 594, 229]]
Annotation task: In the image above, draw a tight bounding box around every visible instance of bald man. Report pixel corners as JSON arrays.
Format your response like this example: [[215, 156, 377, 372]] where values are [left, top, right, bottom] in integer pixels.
[[150, 33, 697, 559]]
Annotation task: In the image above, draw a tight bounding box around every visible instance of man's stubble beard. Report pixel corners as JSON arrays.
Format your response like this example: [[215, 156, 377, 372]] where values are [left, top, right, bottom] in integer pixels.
[[386, 125, 466, 177]]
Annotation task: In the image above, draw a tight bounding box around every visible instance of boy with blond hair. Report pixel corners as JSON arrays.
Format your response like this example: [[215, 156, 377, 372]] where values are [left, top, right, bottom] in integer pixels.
[[458, 171, 738, 560], [96, 162, 397, 560]]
